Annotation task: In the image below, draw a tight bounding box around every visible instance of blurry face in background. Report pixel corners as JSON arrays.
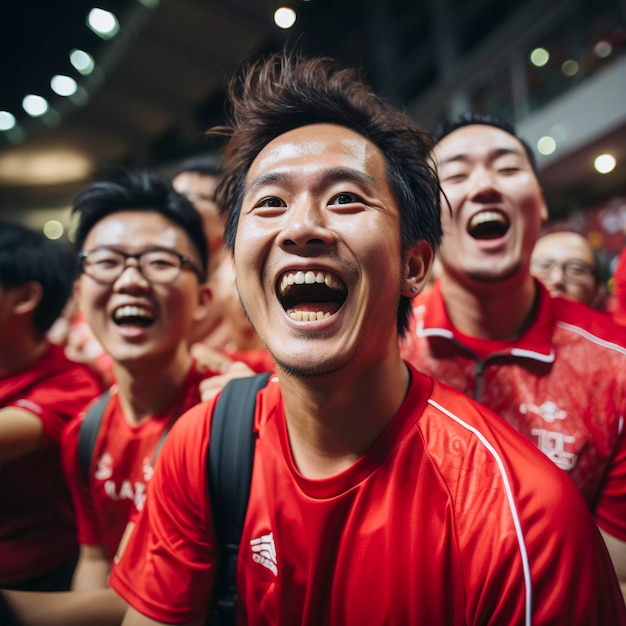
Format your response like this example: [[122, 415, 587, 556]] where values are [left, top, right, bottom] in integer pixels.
[[173, 172, 225, 260], [434, 124, 548, 286], [530, 231, 602, 307]]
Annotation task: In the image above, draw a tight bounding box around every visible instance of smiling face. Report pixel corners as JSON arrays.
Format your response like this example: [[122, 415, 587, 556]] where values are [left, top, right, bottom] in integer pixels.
[[530, 231, 601, 305], [434, 124, 548, 286], [76, 210, 210, 370], [234, 123, 430, 378]]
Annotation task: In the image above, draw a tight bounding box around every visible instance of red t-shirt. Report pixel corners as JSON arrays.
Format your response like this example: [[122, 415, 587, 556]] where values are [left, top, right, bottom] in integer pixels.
[[400, 280, 626, 541], [61, 363, 211, 561], [110, 368, 625, 625], [0, 344, 102, 585]]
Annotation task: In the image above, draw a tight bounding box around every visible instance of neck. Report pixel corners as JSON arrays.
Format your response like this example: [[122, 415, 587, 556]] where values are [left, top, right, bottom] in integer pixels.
[[439, 273, 538, 340], [278, 349, 410, 479], [0, 333, 49, 373], [112, 347, 194, 424]]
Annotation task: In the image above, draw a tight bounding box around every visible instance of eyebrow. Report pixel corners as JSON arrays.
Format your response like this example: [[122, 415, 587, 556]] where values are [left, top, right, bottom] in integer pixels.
[[245, 167, 378, 195]]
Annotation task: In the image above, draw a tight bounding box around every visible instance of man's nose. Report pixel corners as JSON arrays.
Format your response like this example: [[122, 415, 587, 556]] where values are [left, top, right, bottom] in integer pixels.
[[279, 201, 334, 248], [469, 168, 501, 202], [114, 259, 150, 288]]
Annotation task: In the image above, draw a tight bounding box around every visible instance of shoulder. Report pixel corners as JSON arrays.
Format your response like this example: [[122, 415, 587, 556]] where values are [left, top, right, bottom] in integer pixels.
[[551, 297, 626, 351], [421, 378, 581, 509], [39, 345, 105, 398]]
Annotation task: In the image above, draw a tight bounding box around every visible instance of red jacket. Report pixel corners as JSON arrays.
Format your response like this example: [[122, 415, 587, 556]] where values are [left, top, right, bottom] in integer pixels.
[[401, 280, 626, 540]]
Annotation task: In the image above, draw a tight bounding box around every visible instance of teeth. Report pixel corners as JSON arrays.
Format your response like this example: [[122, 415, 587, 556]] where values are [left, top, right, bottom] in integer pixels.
[[288, 311, 332, 321], [114, 305, 151, 320], [469, 211, 506, 228], [280, 270, 342, 294]]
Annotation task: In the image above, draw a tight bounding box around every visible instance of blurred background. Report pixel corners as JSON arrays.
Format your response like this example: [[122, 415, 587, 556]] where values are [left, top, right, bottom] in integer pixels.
[[1, 0, 625, 269]]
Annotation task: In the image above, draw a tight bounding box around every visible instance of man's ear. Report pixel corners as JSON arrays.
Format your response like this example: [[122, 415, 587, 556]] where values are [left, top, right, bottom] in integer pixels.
[[193, 283, 213, 323], [401, 241, 434, 298], [11, 282, 43, 316]]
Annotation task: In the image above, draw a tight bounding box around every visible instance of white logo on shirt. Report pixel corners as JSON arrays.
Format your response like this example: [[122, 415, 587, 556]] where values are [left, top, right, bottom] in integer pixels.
[[94, 453, 113, 480], [531, 428, 577, 471], [250, 531, 278, 576], [520, 400, 567, 423]]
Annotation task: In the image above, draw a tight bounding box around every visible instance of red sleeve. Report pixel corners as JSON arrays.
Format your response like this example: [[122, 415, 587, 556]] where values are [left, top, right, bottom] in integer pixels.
[[595, 426, 626, 541], [60, 413, 102, 547], [109, 400, 219, 623], [7, 360, 102, 444]]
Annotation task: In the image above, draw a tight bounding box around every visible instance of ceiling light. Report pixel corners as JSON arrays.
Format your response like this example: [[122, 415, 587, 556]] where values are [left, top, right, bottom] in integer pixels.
[[594, 153, 616, 174], [536, 136, 556, 155], [594, 40, 613, 58], [274, 7, 297, 29], [51, 75, 78, 96], [87, 8, 120, 39], [70, 49, 95, 75], [561, 60, 579, 76], [529, 47, 549, 67], [0, 111, 16, 131], [43, 220, 64, 240], [22, 95, 49, 117], [0, 147, 93, 185]]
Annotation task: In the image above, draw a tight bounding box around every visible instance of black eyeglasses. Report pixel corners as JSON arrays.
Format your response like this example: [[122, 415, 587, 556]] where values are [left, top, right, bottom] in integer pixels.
[[78, 246, 206, 285], [531, 258, 597, 285]]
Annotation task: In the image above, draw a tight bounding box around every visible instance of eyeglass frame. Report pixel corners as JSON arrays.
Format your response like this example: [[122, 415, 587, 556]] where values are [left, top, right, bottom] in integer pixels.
[[77, 245, 206, 285], [530, 257, 598, 285]]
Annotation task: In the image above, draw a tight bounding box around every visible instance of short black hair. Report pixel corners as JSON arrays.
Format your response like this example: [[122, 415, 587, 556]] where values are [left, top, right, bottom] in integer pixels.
[[73, 168, 208, 280], [172, 153, 224, 180], [435, 112, 538, 176], [0, 220, 75, 334]]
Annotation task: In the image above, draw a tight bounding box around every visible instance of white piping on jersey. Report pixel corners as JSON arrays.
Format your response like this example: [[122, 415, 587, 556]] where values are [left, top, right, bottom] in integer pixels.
[[510, 348, 555, 362], [417, 318, 555, 362], [427, 398, 532, 626], [557, 321, 626, 356], [417, 321, 454, 339]]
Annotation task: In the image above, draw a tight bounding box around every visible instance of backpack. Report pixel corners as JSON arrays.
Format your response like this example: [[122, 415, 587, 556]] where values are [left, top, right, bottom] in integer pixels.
[[77, 372, 272, 626]]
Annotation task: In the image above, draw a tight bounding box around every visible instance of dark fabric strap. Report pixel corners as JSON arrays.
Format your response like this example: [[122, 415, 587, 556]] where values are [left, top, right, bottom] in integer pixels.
[[77, 391, 110, 475], [207, 372, 271, 625]]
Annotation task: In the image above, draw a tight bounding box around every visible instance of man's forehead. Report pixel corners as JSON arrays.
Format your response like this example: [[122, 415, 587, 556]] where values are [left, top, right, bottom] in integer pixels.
[[435, 124, 525, 162], [246, 123, 384, 182]]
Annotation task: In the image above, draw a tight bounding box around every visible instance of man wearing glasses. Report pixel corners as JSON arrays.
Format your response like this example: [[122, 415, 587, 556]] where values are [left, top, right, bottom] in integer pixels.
[[59, 168, 215, 596], [531, 230, 606, 309]]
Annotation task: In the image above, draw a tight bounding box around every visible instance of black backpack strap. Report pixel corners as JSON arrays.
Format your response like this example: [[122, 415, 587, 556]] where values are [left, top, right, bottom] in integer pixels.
[[78, 391, 110, 475], [207, 372, 272, 625]]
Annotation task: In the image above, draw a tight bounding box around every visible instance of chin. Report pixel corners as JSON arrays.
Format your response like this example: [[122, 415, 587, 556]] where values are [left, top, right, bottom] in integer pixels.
[[273, 351, 354, 380]]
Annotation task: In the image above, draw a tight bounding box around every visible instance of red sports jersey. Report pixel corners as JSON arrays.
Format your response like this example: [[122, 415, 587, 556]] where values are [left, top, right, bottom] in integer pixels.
[[61, 363, 210, 561], [400, 280, 626, 541], [0, 344, 102, 585], [110, 367, 625, 625]]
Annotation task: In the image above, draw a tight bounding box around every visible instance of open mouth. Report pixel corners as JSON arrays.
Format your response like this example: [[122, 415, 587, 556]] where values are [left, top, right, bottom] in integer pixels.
[[277, 270, 348, 322], [112, 305, 155, 328], [467, 210, 510, 240]]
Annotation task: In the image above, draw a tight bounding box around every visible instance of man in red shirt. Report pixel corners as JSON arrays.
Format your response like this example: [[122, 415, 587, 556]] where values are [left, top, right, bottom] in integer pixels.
[[57, 168, 220, 593], [0, 221, 103, 591], [110, 53, 625, 625], [399, 112, 626, 598]]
